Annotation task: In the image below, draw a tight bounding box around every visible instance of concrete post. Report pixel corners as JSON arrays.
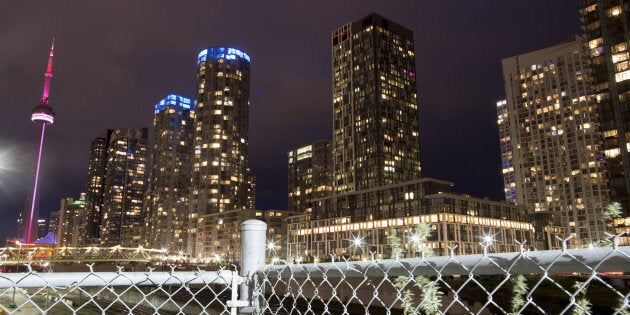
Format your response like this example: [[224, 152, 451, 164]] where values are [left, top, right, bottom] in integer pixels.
[[240, 219, 267, 313]]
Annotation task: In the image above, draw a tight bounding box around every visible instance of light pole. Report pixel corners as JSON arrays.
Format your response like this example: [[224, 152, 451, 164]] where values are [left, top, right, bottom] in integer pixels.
[[10, 241, 23, 308], [16, 241, 22, 269]]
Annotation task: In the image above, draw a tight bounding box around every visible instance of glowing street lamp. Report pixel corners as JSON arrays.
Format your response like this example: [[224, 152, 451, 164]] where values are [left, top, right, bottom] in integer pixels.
[[350, 234, 366, 259], [266, 240, 277, 251], [480, 232, 497, 253], [483, 235, 494, 245]]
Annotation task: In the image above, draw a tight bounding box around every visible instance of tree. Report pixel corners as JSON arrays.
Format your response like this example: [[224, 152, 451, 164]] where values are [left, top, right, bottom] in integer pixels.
[[603, 202, 623, 234]]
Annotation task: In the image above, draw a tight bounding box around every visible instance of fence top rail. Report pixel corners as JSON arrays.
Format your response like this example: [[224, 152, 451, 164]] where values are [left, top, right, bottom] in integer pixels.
[[265, 246, 630, 278], [0, 269, 234, 288]]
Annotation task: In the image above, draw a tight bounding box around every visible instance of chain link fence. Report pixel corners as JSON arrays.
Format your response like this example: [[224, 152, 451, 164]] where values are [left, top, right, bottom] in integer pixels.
[[0, 230, 629, 314], [0, 265, 236, 314], [260, 237, 630, 314]]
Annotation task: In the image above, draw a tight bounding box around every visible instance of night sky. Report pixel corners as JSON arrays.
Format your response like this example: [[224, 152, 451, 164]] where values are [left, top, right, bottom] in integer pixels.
[[0, 1, 582, 242]]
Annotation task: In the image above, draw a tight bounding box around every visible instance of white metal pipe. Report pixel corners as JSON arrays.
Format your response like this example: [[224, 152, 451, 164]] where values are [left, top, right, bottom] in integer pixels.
[[266, 246, 630, 278], [240, 219, 267, 313], [0, 270, 233, 288]]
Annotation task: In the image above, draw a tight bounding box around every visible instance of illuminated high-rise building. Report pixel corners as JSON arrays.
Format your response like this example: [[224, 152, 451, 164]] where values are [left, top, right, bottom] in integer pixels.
[[37, 219, 47, 241], [48, 211, 59, 237], [189, 47, 254, 258], [331, 13, 421, 196], [144, 94, 195, 252], [287, 140, 333, 212], [58, 194, 87, 247], [19, 34, 57, 243], [314, 13, 421, 221], [496, 99, 517, 203], [287, 13, 537, 259], [100, 128, 148, 247], [84, 129, 114, 244], [581, 2, 630, 211], [500, 36, 609, 246]]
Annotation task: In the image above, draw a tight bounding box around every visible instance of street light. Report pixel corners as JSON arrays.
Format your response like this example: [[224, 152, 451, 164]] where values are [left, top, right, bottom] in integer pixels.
[[350, 234, 365, 259], [480, 232, 497, 254], [266, 240, 277, 251], [16, 241, 22, 266]]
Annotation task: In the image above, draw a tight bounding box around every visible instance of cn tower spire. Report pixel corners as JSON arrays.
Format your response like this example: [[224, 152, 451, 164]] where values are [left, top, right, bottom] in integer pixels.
[[31, 33, 56, 124], [40, 33, 55, 105], [19, 33, 57, 243]]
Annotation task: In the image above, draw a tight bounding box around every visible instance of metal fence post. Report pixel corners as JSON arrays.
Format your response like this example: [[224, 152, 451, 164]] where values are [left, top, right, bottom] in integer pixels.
[[240, 219, 267, 314]]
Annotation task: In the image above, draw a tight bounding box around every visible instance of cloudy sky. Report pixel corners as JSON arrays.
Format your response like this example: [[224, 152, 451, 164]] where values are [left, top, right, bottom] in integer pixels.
[[0, 1, 582, 241]]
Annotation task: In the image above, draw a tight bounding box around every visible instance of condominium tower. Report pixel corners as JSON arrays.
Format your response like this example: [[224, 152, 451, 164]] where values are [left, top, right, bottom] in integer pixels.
[[497, 99, 517, 203], [144, 94, 195, 251], [287, 140, 333, 213], [48, 211, 59, 238], [100, 128, 148, 247], [57, 194, 87, 247], [581, 1, 630, 211], [313, 13, 421, 221], [189, 47, 254, 258], [331, 13, 421, 196], [287, 13, 536, 259], [85, 129, 114, 244], [500, 36, 609, 245]]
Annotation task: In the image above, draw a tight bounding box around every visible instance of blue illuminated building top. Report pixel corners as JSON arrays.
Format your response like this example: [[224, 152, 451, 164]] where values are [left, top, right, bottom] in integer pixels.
[[197, 47, 251, 65], [154, 94, 194, 114]]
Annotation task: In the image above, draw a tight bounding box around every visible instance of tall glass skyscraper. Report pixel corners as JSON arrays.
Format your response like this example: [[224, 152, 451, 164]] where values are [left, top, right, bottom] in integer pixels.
[[144, 94, 195, 252], [314, 13, 422, 221], [189, 47, 254, 258], [331, 13, 421, 195], [581, 1, 630, 212], [287, 13, 536, 258], [287, 140, 333, 213], [85, 129, 114, 245], [100, 128, 148, 247], [500, 36, 609, 246]]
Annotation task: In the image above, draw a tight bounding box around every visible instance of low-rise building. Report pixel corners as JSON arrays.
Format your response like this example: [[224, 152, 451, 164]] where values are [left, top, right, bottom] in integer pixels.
[[197, 209, 300, 264], [287, 189, 535, 260]]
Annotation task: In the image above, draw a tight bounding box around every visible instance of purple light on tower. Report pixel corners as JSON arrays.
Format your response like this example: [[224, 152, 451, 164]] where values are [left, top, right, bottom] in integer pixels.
[[20, 34, 56, 244]]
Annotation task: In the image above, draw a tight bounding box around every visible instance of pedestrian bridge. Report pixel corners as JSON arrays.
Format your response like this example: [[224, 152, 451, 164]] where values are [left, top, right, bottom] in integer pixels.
[[0, 244, 169, 266]]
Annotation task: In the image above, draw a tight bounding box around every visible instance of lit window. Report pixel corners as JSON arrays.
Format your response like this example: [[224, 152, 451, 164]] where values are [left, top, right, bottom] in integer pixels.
[[613, 52, 629, 63], [609, 6, 622, 16], [588, 38, 603, 49], [605, 148, 620, 158], [615, 70, 630, 82]]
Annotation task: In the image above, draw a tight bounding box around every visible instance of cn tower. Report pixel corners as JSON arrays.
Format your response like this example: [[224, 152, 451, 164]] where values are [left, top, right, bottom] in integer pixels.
[[19, 34, 57, 243]]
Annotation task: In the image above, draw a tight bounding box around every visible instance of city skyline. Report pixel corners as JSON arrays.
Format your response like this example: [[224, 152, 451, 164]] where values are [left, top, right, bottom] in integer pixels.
[[0, 1, 581, 241]]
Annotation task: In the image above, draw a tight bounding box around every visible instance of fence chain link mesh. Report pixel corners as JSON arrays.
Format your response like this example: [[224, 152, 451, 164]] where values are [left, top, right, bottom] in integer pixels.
[[0, 265, 236, 314], [0, 239, 628, 314], [260, 238, 630, 315]]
